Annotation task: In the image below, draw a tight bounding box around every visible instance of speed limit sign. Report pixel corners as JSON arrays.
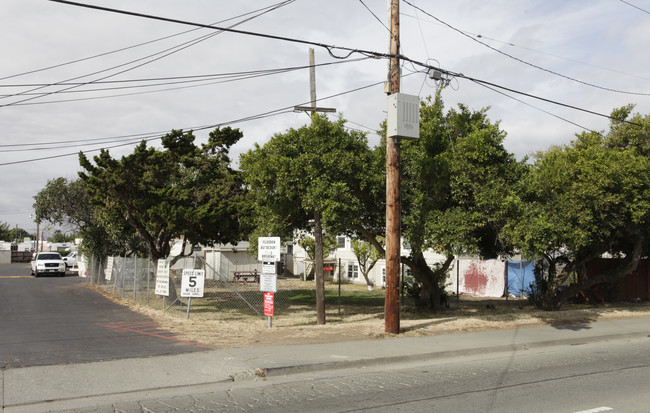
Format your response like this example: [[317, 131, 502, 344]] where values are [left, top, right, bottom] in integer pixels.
[[181, 269, 205, 298]]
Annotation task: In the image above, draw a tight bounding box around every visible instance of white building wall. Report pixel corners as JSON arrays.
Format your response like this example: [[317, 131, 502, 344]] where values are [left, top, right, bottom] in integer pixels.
[[293, 235, 449, 288]]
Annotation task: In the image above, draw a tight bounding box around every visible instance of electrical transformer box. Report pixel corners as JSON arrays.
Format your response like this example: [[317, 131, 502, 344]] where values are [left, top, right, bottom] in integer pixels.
[[386, 93, 420, 139]]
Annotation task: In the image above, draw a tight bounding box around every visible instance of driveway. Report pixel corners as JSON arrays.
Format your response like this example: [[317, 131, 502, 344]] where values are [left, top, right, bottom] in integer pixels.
[[0, 264, 206, 369]]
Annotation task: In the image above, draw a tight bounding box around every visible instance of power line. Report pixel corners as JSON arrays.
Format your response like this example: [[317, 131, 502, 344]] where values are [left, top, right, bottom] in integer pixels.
[[357, 0, 390, 32], [461, 75, 643, 127], [473, 81, 598, 133], [402, 0, 650, 97], [619, 0, 650, 15], [0, 80, 385, 165], [48, 0, 389, 61], [2, 1, 296, 108], [22, 1, 644, 148], [400, 12, 650, 83], [0, 0, 296, 83], [0, 58, 371, 106]]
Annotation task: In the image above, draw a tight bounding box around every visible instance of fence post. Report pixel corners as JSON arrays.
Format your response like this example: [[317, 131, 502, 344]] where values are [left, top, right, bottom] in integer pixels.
[[520, 259, 524, 298], [133, 257, 137, 301], [505, 260, 509, 301], [146, 259, 151, 306], [456, 258, 460, 306], [338, 258, 341, 318]]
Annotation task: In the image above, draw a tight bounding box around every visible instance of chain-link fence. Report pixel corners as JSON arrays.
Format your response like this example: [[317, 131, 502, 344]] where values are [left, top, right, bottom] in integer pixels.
[[82, 254, 390, 322]]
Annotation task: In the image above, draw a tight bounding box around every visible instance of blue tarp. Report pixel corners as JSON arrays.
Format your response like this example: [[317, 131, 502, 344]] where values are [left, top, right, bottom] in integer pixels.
[[506, 261, 535, 298]]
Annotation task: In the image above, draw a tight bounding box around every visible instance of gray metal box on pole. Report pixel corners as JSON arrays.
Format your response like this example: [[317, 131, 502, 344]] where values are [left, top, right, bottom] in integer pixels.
[[386, 93, 420, 139]]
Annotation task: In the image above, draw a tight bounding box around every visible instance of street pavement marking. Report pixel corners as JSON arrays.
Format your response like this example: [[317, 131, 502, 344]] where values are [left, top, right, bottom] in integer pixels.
[[0, 275, 32, 278], [97, 321, 210, 348], [573, 407, 613, 413]]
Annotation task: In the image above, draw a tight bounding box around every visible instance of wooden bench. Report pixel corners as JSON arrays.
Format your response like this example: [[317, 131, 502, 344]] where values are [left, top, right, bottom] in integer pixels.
[[232, 270, 260, 284]]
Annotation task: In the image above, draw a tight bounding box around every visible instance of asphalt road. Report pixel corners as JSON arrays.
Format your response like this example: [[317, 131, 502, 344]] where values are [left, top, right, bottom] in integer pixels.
[[57, 336, 650, 413], [0, 263, 205, 369]]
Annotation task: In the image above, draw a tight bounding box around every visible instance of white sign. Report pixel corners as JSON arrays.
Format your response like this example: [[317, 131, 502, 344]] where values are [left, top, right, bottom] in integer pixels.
[[260, 273, 277, 293], [155, 259, 170, 296], [181, 269, 205, 298], [258, 237, 281, 262], [262, 262, 275, 274], [105, 256, 114, 281]]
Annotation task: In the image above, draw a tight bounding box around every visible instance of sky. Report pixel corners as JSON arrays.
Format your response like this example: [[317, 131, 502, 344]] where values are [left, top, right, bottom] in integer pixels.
[[1, 0, 649, 235]]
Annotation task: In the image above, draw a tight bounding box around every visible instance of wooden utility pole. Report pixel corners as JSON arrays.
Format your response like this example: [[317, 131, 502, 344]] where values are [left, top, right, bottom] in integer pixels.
[[385, 0, 401, 334], [294, 48, 335, 325]]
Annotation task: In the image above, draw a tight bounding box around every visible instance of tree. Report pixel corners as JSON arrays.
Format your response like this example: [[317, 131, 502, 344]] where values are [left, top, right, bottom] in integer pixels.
[[49, 230, 74, 243], [507, 107, 650, 309], [9, 227, 30, 242], [0, 221, 12, 241], [33, 177, 143, 259], [33, 177, 92, 228], [79, 127, 248, 262], [351, 237, 382, 288], [298, 234, 338, 280], [240, 114, 374, 324], [357, 93, 522, 309], [79, 128, 249, 301]]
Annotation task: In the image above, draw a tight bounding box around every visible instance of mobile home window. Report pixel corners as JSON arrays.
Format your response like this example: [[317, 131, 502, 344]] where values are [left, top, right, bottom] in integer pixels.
[[347, 263, 359, 278]]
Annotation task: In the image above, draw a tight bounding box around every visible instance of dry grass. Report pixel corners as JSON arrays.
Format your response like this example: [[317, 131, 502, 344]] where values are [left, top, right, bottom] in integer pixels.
[[90, 284, 650, 349]]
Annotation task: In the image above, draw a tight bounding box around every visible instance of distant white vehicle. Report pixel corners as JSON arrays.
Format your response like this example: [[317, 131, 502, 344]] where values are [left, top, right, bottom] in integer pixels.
[[31, 252, 66, 277], [62, 251, 78, 270]]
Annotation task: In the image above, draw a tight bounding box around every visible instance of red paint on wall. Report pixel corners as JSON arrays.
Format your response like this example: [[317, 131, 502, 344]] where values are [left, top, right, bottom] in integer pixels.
[[464, 262, 488, 296]]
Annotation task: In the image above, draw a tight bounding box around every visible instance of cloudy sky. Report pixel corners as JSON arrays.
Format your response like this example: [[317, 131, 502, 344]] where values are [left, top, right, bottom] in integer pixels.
[[1, 0, 649, 234]]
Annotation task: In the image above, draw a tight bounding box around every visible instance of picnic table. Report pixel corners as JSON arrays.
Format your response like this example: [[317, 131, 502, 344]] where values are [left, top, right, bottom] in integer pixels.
[[232, 270, 260, 284]]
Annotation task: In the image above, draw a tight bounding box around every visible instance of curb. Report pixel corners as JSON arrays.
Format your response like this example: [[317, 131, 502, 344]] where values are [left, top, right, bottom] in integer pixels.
[[259, 330, 650, 378]]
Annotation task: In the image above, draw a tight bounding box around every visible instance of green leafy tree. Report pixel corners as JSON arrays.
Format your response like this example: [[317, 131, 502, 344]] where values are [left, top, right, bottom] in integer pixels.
[[33, 177, 92, 228], [241, 114, 374, 324], [298, 234, 338, 280], [49, 230, 74, 243], [79, 128, 249, 301], [9, 227, 30, 242], [0, 221, 12, 241], [33, 177, 142, 259], [507, 107, 650, 309], [79, 127, 248, 262], [355, 93, 523, 309], [351, 237, 383, 288]]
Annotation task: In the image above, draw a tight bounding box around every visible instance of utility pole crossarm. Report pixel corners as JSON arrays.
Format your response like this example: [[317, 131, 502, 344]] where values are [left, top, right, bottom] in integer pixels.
[[293, 106, 336, 113]]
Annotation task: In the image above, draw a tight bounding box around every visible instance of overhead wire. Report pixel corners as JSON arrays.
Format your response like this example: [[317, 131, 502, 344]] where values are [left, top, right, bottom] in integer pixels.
[[0, 58, 371, 106], [401, 13, 650, 83], [47, 0, 646, 126], [0, 0, 296, 83], [0, 80, 386, 164], [7, 0, 641, 161], [357, 0, 390, 32], [1, 0, 297, 108], [402, 0, 650, 97], [47, 1, 391, 61], [619, 0, 650, 15], [462, 75, 642, 126], [473, 81, 598, 133]]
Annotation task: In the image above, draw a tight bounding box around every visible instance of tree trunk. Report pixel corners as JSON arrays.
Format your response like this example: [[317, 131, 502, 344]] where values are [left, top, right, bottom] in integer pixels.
[[550, 235, 644, 310], [314, 211, 326, 325], [360, 271, 374, 288], [405, 252, 454, 310]]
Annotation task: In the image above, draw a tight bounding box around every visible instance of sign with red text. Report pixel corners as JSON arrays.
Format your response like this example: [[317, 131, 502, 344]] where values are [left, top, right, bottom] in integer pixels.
[[263, 292, 274, 317]]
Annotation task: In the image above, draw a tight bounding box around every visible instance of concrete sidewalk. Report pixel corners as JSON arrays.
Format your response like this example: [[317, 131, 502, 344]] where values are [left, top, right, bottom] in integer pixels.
[[2, 317, 649, 413]]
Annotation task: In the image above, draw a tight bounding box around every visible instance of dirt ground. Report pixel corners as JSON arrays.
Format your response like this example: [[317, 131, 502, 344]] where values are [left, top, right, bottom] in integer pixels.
[[91, 286, 650, 349]]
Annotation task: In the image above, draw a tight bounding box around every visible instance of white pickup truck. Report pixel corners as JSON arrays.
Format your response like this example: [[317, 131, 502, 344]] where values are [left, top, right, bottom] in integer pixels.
[[62, 251, 78, 269]]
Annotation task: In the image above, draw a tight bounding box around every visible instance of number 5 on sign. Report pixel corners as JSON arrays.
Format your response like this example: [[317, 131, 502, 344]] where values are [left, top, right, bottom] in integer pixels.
[[181, 269, 205, 298]]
